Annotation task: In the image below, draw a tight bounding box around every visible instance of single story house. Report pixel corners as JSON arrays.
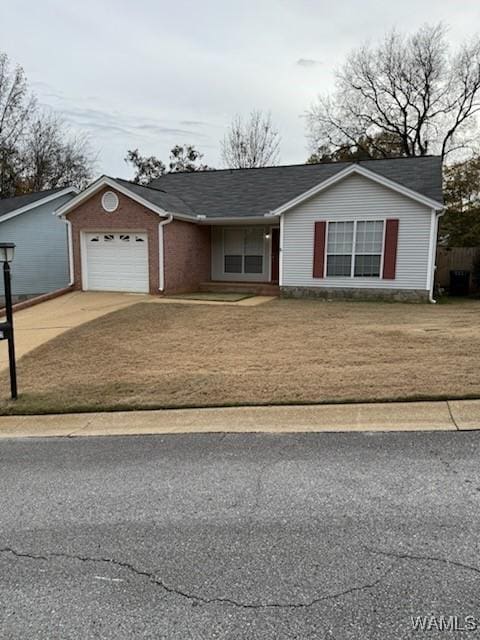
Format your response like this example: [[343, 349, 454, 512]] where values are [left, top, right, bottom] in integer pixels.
[[55, 156, 443, 301], [0, 187, 77, 303]]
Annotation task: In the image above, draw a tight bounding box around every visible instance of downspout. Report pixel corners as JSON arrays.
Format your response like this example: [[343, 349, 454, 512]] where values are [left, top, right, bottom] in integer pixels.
[[65, 219, 74, 286], [279, 213, 284, 287], [429, 210, 444, 304], [158, 214, 173, 292]]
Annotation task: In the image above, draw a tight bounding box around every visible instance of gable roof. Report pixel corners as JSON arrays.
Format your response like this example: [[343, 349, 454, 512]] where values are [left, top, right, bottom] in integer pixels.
[[55, 156, 443, 222], [148, 156, 443, 218], [0, 187, 77, 223], [54, 175, 195, 221]]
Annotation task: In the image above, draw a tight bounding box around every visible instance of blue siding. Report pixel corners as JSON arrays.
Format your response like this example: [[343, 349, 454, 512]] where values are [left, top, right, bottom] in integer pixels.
[[0, 193, 74, 296]]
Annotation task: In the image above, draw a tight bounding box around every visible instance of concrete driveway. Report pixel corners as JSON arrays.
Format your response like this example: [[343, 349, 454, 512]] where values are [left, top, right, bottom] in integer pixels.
[[0, 291, 151, 370]]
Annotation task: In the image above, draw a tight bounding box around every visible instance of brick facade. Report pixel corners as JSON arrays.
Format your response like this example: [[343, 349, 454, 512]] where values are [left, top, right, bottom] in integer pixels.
[[164, 220, 211, 293], [65, 186, 211, 295]]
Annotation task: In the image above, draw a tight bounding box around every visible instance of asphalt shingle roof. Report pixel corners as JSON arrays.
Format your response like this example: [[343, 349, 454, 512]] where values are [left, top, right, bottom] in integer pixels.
[[0, 187, 68, 220], [142, 156, 442, 218], [115, 179, 195, 215]]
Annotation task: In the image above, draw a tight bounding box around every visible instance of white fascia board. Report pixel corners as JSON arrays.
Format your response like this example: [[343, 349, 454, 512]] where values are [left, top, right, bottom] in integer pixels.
[[201, 216, 269, 225], [54, 175, 196, 222], [269, 164, 444, 217], [0, 187, 78, 224]]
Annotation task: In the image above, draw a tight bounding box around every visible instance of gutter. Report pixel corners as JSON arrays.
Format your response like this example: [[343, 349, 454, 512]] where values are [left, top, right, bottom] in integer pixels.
[[429, 209, 445, 304], [158, 214, 173, 292], [195, 214, 270, 225]]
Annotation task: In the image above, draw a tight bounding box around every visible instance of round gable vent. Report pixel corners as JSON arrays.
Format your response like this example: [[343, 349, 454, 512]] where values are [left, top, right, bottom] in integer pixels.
[[101, 191, 119, 213]]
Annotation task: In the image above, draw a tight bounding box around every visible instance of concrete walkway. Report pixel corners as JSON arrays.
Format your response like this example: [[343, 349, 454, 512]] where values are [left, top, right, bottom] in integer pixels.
[[0, 399, 478, 438]]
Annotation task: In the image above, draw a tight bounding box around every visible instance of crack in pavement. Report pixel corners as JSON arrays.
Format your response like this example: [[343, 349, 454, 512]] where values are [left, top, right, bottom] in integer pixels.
[[67, 419, 94, 438], [446, 401, 460, 431], [0, 546, 397, 610], [365, 547, 480, 577]]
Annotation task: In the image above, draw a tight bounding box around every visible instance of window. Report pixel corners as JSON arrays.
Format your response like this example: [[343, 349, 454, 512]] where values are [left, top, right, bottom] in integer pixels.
[[354, 221, 383, 277], [224, 255, 242, 273], [244, 256, 263, 273], [326, 220, 384, 278], [120, 234, 130, 242], [224, 228, 243, 274], [224, 227, 264, 275], [104, 234, 115, 242], [326, 222, 353, 277], [101, 191, 119, 213], [244, 228, 264, 273]]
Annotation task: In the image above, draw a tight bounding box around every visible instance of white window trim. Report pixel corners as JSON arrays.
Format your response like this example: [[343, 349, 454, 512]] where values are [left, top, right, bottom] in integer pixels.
[[324, 219, 386, 279]]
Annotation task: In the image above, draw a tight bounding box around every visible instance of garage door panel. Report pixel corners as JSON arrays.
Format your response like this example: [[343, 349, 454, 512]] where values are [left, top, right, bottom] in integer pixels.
[[84, 232, 149, 293]]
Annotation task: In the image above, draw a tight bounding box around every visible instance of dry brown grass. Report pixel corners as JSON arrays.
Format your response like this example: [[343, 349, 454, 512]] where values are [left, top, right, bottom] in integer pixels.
[[1, 298, 480, 414]]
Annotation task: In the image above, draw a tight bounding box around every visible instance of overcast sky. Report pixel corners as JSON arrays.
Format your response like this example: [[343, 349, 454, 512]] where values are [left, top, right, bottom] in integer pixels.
[[2, 0, 479, 179]]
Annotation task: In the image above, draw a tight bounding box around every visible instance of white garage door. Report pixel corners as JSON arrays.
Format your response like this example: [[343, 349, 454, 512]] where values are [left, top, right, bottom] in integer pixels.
[[84, 232, 149, 293]]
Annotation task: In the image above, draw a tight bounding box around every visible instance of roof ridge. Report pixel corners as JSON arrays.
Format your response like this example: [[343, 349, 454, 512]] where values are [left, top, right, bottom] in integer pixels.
[[151, 155, 441, 178], [116, 177, 173, 195]]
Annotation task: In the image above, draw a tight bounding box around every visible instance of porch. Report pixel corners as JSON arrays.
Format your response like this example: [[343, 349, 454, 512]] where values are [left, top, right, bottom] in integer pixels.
[[198, 280, 281, 296], [209, 224, 280, 286]]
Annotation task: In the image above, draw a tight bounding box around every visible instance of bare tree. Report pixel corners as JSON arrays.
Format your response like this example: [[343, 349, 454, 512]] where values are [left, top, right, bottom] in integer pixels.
[[0, 53, 35, 196], [21, 113, 94, 192], [306, 24, 480, 160], [307, 131, 405, 163], [0, 51, 95, 197], [221, 110, 281, 168]]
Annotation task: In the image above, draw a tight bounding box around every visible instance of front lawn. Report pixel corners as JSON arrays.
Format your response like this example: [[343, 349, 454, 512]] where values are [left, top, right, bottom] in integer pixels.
[[1, 298, 479, 414]]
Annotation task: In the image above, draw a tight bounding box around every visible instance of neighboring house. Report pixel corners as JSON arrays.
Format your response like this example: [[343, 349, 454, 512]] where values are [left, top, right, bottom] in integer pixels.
[[55, 156, 443, 301], [0, 188, 77, 303]]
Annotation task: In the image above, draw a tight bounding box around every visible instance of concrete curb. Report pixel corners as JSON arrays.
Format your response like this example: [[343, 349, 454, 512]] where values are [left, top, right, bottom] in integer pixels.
[[0, 286, 73, 316], [0, 399, 479, 439]]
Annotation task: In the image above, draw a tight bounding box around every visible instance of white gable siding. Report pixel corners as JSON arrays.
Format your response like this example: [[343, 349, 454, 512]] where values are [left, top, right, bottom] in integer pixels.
[[281, 173, 433, 291]]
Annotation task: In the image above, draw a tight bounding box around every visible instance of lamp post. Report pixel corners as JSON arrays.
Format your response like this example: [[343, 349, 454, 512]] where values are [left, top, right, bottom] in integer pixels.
[[0, 243, 17, 399]]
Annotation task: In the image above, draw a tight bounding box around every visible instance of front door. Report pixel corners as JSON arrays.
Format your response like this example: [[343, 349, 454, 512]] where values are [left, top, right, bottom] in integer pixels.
[[270, 227, 280, 283]]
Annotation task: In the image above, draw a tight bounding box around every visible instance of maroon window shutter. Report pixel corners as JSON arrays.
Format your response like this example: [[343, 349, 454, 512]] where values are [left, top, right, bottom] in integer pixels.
[[313, 221, 326, 278], [383, 219, 399, 279]]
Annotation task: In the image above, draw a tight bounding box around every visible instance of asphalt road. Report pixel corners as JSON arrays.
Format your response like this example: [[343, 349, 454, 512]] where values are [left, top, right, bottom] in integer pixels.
[[1, 431, 480, 639]]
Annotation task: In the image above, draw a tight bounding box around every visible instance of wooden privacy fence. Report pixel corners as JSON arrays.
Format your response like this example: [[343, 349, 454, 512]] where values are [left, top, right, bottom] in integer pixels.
[[436, 247, 480, 291]]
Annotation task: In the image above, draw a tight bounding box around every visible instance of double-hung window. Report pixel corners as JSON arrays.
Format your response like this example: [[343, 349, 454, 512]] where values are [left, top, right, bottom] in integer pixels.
[[354, 220, 384, 277], [224, 227, 264, 275], [326, 220, 384, 278]]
